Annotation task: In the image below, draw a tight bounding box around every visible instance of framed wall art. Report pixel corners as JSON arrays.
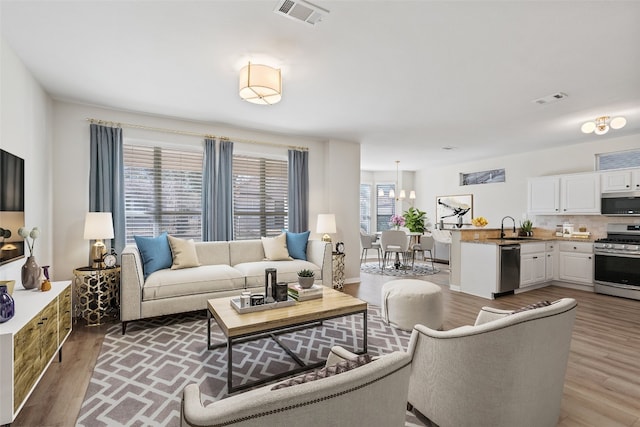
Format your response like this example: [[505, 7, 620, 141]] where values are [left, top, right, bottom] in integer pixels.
[[460, 168, 505, 185], [436, 194, 473, 228]]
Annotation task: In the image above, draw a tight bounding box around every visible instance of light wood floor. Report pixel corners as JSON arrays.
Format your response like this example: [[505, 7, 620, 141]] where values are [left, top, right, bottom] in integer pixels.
[[12, 264, 640, 426]]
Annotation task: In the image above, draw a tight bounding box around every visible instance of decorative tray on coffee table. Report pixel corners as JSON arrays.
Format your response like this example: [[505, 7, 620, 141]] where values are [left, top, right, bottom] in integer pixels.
[[229, 297, 296, 314]]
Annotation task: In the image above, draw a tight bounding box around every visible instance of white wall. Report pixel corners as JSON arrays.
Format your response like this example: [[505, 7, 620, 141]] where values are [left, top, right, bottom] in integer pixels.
[[322, 139, 361, 283], [0, 37, 54, 283], [415, 134, 640, 232], [51, 101, 361, 281]]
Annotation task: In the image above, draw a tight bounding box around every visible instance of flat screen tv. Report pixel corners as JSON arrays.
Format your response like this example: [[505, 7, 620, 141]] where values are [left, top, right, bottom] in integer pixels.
[[0, 148, 25, 265]]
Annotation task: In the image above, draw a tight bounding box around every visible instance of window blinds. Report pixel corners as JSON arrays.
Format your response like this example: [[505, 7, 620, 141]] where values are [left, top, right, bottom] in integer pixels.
[[123, 144, 203, 242], [376, 183, 396, 231], [232, 155, 288, 240]]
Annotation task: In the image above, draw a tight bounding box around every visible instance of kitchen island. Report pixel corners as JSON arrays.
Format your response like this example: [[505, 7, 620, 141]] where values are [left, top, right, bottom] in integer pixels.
[[449, 227, 597, 299]]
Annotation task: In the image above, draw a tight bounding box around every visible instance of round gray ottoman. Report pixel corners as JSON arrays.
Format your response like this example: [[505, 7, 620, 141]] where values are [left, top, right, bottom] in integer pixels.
[[381, 279, 443, 331]]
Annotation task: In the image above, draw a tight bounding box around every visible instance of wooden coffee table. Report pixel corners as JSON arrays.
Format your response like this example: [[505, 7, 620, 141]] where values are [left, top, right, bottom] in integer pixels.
[[207, 287, 368, 393]]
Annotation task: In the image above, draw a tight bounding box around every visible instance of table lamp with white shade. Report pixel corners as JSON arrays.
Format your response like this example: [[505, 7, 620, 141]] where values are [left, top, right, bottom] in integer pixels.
[[316, 214, 336, 243], [84, 212, 114, 269]]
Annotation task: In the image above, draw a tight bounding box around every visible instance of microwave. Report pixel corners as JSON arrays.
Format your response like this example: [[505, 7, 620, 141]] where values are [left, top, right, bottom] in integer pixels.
[[601, 191, 640, 216]]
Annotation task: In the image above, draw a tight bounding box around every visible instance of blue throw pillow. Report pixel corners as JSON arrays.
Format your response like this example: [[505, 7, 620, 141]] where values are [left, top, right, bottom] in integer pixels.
[[134, 232, 173, 279], [285, 230, 310, 260]]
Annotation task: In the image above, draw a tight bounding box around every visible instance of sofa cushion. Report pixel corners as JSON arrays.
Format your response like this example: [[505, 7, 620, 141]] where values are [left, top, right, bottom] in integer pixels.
[[195, 241, 231, 266], [285, 230, 310, 260], [271, 354, 372, 390], [261, 233, 292, 261], [134, 233, 173, 279], [168, 235, 201, 270], [234, 260, 321, 288], [142, 265, 245, 301]]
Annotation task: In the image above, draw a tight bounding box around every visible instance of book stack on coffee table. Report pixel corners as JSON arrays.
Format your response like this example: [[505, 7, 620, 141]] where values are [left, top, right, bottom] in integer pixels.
[[287, 283, 323, 301]]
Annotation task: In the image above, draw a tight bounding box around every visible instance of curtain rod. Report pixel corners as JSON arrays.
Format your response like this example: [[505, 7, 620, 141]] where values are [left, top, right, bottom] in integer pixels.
[[86, 118, 309, 151]]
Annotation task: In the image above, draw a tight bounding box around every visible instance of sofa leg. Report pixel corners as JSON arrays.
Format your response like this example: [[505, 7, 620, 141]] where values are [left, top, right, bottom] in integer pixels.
[[122, 321, 127, 335]]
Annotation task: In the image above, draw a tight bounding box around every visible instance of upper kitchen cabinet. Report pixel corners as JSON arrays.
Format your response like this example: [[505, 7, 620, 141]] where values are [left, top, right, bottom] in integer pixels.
[[528, 176, 560, 214], [528, 172, 600, 215], [601, 168, 640, 192]]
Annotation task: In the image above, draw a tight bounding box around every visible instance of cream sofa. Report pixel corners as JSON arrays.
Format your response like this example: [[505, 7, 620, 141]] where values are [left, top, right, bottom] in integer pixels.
[[121, 239, 332, 334], [181, 346, 412, 427]]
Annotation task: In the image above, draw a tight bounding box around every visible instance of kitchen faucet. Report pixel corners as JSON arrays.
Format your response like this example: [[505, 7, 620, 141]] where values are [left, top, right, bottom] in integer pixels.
[[501, 216, 516, 239]]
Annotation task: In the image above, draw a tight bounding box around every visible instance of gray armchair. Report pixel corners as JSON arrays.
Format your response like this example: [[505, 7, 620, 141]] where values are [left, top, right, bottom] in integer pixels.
[[181, 346, 412, 427], [406, 298, 577, 427]]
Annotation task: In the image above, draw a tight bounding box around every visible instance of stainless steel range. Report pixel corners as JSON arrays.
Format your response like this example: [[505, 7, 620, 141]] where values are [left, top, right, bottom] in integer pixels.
[[594, 223, 640, 300]]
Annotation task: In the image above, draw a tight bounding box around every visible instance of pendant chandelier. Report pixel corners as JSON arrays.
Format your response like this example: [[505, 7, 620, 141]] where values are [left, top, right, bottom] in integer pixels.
[[378, 161, 415, 201]]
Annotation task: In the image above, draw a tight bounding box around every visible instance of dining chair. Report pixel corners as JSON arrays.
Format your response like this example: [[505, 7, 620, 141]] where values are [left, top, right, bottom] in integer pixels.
[[381, 230, 409, 272], [360, 229, 381, 266], [411, 234, 435, 271]]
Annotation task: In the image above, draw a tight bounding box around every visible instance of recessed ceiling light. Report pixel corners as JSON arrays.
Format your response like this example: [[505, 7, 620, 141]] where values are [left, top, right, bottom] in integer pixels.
[[442, 146, 456, 151]]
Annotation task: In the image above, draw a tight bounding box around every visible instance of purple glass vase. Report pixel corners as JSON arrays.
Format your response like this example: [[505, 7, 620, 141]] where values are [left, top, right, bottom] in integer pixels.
[[0, 285, 15, 323]]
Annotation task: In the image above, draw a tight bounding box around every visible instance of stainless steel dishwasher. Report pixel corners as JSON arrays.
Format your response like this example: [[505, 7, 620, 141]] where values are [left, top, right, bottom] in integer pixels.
[[498, 244, 520, 294]]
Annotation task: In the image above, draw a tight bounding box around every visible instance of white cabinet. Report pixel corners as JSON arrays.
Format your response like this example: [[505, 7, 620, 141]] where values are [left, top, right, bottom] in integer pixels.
[[545, 242, 558, 281], [0, 282, 72, 425], [601, 168, 640, 192], [528, 173, 600, 215], [528, 176, 560, 214], [460, 242, 499, 299], [560, 173, 601, 213], [558, 242, 593, 285], [520, 243, 546, 288]]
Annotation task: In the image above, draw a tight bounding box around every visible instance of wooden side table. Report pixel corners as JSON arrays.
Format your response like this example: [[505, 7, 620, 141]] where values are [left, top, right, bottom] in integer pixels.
[[332, 252, 345, 290], [73, 266, 120, 326]]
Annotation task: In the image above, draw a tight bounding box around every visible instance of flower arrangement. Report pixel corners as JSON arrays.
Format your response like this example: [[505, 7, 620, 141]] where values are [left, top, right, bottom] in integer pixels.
[[471, 217, 488, 227], [18, 226, 40, 256], [389, 214, 406, 230]]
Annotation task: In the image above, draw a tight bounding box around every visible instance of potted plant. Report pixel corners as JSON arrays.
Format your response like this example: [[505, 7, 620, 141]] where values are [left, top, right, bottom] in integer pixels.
[[297, 269, 315, 289], [403, 207, 428, 233], [520, 219, 534, 237]]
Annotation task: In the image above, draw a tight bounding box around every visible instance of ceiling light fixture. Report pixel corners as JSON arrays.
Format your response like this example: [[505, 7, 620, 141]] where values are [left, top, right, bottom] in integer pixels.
[[581, 115, 626, 136], [380, 160, 415, 203], [239, 62, 282, 105]]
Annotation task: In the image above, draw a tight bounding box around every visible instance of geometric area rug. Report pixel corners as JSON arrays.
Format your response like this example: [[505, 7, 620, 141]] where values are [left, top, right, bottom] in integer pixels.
[[76, 305, 425, 426], [361, 261, 440, 277]]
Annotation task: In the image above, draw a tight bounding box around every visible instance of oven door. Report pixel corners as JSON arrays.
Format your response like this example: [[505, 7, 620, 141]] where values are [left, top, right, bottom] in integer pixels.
[[594, 253, 640, 288]]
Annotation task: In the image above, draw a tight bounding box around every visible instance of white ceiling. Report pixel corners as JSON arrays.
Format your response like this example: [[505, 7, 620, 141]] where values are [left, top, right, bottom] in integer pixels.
[[2, 1, 639, 171]]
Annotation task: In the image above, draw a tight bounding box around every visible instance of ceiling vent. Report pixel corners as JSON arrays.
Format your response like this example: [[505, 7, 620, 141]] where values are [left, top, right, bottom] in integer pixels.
[[274, 0, 329, 26], [532, 92, 568, 105]]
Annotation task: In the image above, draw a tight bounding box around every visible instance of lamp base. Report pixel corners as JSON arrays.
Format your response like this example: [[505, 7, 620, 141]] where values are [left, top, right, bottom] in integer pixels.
[[322, 234, 332, 243], [90, 240, 106, 269]]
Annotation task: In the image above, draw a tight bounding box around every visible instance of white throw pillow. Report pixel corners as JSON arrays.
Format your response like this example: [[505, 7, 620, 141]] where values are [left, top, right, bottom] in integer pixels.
[[261, 233, 292, 261], [168, 235, 201, 269]]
